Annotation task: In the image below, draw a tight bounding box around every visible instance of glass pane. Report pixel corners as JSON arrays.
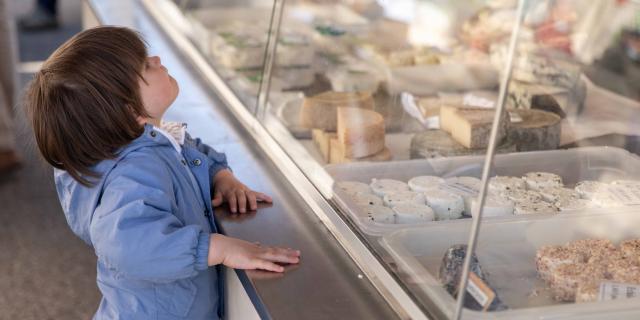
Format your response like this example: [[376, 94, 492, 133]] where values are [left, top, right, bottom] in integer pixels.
[[176, 0, 275, 111]]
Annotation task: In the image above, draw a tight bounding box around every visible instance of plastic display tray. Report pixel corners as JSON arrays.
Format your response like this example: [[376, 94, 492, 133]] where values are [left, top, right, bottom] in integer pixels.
[[380, 210, 640, 319], [326, 147, 640, 236]]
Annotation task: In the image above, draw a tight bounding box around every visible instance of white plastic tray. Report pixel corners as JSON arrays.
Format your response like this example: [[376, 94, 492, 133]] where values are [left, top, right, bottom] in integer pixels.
[[380, 210, 640, 319], [326, 147, 640, 236]]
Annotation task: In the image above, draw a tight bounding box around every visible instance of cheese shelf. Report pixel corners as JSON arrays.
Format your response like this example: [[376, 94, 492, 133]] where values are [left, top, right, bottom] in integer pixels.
[[380, 210, 640, 320], [326, 146, 640, 236], [157, 0, 640, 319]]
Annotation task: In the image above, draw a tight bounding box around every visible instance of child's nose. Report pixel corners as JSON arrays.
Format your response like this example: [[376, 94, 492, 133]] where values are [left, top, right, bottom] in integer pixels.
[[149, 56, 161, 67]]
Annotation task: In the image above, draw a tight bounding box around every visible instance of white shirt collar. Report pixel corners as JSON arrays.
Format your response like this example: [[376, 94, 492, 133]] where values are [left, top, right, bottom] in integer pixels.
[[154, 121, 187, 153]]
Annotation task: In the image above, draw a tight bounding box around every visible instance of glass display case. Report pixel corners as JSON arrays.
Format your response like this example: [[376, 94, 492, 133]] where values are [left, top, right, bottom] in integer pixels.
[[152, 0, 640, 318]]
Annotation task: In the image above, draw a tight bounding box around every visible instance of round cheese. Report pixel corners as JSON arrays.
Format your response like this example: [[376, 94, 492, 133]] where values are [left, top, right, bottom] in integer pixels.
[[352, 193, 383, 207], [336, 181, 372, 196], [539, 187, 579, 203], [555, 198, 594, 212], [514, 201, 558, 215], [408, 176, 445, 192], [410, 129, 517, 159], [502, 189, 543, 204], [383, 191, 426, 207], [470, 194, 514, 217], [392, 204, 435, 224], [362, 205, 395, 224], [489, 176, 526, 193], [574, 181, 609, 200], [370, 178, 410, 197], [507, 109, 561, 152], [522, 172, 563, 190], [443, 176, 481, 216], [424, 189, 465, 220]]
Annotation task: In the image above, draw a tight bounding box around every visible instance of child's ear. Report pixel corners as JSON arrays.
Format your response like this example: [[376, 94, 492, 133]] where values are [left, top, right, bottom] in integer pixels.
[[135, 115, 147, 126]]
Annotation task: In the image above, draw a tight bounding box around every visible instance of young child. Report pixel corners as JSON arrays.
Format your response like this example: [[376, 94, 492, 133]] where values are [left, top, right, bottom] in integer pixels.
[[25, 26, 300, 319]]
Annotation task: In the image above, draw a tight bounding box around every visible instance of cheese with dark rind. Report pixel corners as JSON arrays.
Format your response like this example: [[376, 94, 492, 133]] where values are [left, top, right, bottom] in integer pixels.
[[508, 109, 561, 152], [507, 80, 568, 118], [410, 129, 516, 159], [438, 244, 508, 311], [300, 91, 374, 131], [440, 106, 510, 149]]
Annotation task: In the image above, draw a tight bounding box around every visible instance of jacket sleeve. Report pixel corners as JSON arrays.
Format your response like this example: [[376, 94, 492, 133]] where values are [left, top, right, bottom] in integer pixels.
[[90, 153, 210, 283], [185, 133, 230, 179]]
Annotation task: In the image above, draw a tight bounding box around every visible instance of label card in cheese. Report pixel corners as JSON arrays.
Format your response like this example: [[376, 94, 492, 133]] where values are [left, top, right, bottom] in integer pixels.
[[598, 281, 640, 302]]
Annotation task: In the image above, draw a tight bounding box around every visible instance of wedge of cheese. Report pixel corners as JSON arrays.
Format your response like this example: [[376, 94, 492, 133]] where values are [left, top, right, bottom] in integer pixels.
[[439, 106, 509, 149], [300, 91, 374, 131], [329, 138, 391, 164], [312, 129, 337, 162], [337, 107, 385, 158]]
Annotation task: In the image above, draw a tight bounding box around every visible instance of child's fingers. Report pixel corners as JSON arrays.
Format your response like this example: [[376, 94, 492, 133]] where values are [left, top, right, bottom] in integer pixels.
[[212, 191, 224, 207], [228, 192, 238, 213], [237, 190, 247, 213], [263, 248, 300, 264], [256, 260, 285, 273], [247, 192, 258, 211], [255, 192, 273, 203]]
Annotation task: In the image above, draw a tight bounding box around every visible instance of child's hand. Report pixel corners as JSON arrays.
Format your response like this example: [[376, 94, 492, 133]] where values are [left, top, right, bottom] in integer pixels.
[[208, 234, 300, 273], [212, 169, 273, 213]]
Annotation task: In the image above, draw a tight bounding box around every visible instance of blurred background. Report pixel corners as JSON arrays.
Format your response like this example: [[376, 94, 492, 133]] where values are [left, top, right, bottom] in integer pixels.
[[0, 1, 100, 319]]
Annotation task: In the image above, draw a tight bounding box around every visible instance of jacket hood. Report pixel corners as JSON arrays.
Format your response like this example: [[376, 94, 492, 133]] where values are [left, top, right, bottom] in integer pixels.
[[54, 124, 173, 245]]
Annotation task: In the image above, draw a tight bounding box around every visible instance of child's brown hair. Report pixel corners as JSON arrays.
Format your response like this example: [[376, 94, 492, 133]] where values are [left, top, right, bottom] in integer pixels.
[[25, 26, 149, 186]]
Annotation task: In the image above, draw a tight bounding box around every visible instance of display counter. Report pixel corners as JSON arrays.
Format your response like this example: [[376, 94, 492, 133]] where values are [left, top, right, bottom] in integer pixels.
[[86, 0, 640, 319]]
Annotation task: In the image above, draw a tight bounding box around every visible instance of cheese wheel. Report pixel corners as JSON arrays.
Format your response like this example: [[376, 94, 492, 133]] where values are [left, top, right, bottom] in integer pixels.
[[383, 191, 426, 207], [392, 204, 435, 224], [300, 91, 374, 131], [336, 181, 372, 196], [502, 189, 543, 204], [574, 181, 609, 200], [362, 205, 395, 224], [507, 109, 561, 152], [489, 176, 526, 193], [410, 129, 516, 159], [408, 176, 445, 192], [424, 189, 465, 220], [514, 201, 558, 215], [522, 172, 563, 190], [370, 179, 410, 197], [555, 198, 594, 212], [539, 187, 579, 203], [337, 107, 386, 158], [352, 193, 383, 207], [470, 194, 514, 217], [329, 138, 392, 164], [443, 176, 481, 216]]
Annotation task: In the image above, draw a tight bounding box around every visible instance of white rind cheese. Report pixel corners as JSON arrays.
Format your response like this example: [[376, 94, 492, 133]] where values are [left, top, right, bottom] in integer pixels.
[[539, 187, 579, 203], [514, 201, 558, 215], [574, 181, 609, 200], [392, 204, 435, 224], [555, 198, 594, 212], [408, 176, 445, 192], [383, 191, 426, 207], [336, 181, 372, 196], [471, 194, 515, 217], [424, 189, 465, 220], [370, 179, 410, 197], [362, 205, 395, 224], [489, 176, 526, 193], [523, 172, 563, 190], [352, 193, 383, 207]]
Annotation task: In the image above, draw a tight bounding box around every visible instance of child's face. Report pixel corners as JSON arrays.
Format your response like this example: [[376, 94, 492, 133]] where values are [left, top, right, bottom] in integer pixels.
[[138, 56, 179, 124]]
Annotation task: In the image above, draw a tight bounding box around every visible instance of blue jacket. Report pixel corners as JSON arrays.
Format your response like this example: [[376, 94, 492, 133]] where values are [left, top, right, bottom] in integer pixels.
[[55, 124, 228, 320]]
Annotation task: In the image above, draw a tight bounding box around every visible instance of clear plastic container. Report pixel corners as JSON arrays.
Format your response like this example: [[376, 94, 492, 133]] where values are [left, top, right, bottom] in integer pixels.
[[326, 147, 640, 236], [380, 209, 640, 319]]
